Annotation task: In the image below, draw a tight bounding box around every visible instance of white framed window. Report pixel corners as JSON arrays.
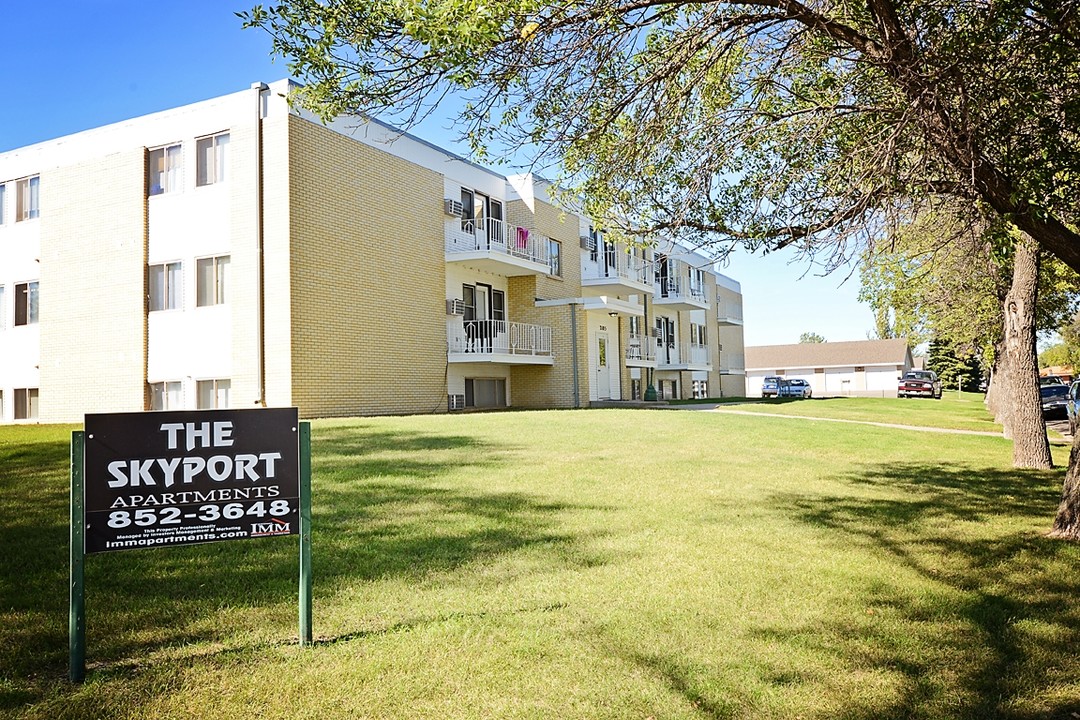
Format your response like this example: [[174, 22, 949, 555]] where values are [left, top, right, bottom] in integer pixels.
[[14, 388, 39, 420], [0, 183, 6, 224], [149, 261, 182, 311], [148, 144, 182, 195], [149, 381, 183, 411], [15, 281, 38, 326], [196, 255, 230, 306], [196, 132, 229, 186], [690, 323, 707, 345], [16, 176, 39, 221], [548, 238, 562, 277], [197, 379, 230, 409]]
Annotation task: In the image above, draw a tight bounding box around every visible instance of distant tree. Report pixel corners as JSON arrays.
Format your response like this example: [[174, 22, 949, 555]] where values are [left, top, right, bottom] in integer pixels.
[[927, 340, 982, 392], [1038, 343, 1074, 369], [799, 332, 826, 344]]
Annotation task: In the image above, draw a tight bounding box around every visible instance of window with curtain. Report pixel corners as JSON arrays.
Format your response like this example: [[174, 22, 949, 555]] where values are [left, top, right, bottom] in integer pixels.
[[196, 255, 230, 306], [15, 281, 38, 325], [149, 262, 182, 311], [196, 132, 229, 186], [148, 144, 182, 195], [16, 176, 39, 220]]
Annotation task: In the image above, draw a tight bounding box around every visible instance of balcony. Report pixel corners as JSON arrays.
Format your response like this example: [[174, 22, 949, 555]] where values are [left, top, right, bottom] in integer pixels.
[[653, 277, 709, 311], [718, 352, 746, 373], [447, 319, 554, 365], [656, 342, 711, 371], [445, 216, 551, 276], [716, 299, 744, 325], [625, 333, 657, 367], [582, 252, 654, 294]]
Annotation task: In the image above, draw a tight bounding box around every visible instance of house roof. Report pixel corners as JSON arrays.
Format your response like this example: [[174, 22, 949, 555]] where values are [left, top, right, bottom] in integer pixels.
[[745, 338, 912, 371]]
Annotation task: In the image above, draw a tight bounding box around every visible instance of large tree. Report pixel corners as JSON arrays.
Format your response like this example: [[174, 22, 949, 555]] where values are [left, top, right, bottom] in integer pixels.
[[242, 0, 1080, 534]]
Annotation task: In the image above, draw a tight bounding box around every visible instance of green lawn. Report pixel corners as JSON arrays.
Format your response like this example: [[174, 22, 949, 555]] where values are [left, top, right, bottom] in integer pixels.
[[720, 391, 1003, 433], [2, 401, 1079, 719]]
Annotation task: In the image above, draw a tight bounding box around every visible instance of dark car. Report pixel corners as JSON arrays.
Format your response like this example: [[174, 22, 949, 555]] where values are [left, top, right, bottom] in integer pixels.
[[761, 376, 782, 398], [1043, 383, 1071, 420], [898, 370, 942, 399]]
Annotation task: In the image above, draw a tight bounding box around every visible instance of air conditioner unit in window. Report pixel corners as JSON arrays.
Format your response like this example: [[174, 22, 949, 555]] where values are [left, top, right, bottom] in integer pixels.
[[448, 394, 466, 411], [444, 199, 464, 217], [446, 298, 467, 315], [579, 235, 596, 251]]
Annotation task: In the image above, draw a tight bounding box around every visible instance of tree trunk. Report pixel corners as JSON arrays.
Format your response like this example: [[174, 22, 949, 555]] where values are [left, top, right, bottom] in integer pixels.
[[1003, 236, 1052, 469], [989, 342, 1011, 435], [1052, 432, 1080, 540]]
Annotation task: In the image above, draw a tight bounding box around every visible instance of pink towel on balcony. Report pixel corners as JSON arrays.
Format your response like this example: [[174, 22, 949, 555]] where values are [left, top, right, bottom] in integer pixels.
[[515, 227, 529, 249]]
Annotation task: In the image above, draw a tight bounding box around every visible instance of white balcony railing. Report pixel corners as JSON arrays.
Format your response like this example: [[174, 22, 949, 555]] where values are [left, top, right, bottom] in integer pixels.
[[446, 216, 550, 267], [656, 342, 710, 367], [654, 276, 707, 303], [448, 319, 552, 357], [625, 333, 656, 363], [718, 352, 746, 372], [717, 299, 744, 323], [584, 252, 654, 286]]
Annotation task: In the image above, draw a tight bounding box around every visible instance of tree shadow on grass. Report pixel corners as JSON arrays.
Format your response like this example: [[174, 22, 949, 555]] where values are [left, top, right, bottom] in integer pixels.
[[763, 462, 1080, 720], [0, 424, 609, 717]]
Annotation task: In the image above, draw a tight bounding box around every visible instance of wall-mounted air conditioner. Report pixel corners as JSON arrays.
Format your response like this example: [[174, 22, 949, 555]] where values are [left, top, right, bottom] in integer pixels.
[[444, 199, 464, 217], [579, 235, 596, 251], [448, 394, 466, 411], [446, 299, 466, 315]]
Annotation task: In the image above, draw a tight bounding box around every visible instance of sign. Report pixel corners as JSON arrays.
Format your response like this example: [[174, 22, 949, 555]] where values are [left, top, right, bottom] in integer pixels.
[[83, 408, 300, 554]]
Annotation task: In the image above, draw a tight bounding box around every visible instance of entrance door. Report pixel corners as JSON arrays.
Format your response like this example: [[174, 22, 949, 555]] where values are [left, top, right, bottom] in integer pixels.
[[596, 332, 611, 399]]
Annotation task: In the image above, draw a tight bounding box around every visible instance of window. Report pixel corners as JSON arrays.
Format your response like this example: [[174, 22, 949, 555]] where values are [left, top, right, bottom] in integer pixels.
[[148, 144, 182, 195], [491, 289, 506, 321], [196, 255, 230, 306], [0, 183, 6, 224], [689, 267, 706, 299], [16, 176, 39, 221], [14, 388, 39, 420], [196, 132, 229, 186], [15, 282, 38, 325], [548, 238, 561, 276], [149, 381, 183, 411], [197, 379, 230, 409], [149, 262, 182, 311], [465, 378, 506, 408], [589, 226, 601, 262], [0, 285, 5, 330], [690, 323, 707, 345]]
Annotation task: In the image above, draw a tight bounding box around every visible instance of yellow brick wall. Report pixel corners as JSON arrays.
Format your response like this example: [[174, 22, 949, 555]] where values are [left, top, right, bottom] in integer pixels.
[[39, 150, 148, 422], [506, 197, 588, 408], [287, 116, 448, 417]]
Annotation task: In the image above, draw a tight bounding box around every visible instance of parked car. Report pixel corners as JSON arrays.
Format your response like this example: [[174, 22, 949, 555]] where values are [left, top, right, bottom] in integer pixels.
[[897, 370, 942, 399], [1067, 381, 1080, 435], [761, 376, 782, 398], [1042, 382, 1071, 420], [778, 378, 813, 399]]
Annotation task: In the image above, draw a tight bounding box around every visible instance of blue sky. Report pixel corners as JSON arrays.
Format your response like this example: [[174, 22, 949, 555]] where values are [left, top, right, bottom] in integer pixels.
[[3, 0, 876, 347]]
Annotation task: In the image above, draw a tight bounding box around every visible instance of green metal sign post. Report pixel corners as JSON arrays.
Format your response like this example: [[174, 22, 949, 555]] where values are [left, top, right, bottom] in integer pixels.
[[69, 431, 86, 684], [299, 421, 312, 646]]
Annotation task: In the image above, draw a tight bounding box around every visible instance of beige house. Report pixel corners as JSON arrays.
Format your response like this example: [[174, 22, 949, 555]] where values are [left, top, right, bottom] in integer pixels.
[[0, 80, 746, 423], [745, 339, 913, 397]]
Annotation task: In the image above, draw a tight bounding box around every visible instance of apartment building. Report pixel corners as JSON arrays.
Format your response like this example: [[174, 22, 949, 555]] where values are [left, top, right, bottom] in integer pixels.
[[0, 80, 745, 423]]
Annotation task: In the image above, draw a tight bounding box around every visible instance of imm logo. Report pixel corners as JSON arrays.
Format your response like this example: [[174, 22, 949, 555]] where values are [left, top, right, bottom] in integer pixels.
[[251, 518, 291, 536]]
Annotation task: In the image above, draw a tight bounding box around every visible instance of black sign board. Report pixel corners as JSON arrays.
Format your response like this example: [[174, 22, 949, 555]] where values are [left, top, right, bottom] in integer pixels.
[[84, 408, 300, 554]]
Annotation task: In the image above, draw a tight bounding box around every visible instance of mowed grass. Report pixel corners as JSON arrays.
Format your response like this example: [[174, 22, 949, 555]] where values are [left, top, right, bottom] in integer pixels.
[[726, 391, 1002, 433], [2, 400, 1079, 720]]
